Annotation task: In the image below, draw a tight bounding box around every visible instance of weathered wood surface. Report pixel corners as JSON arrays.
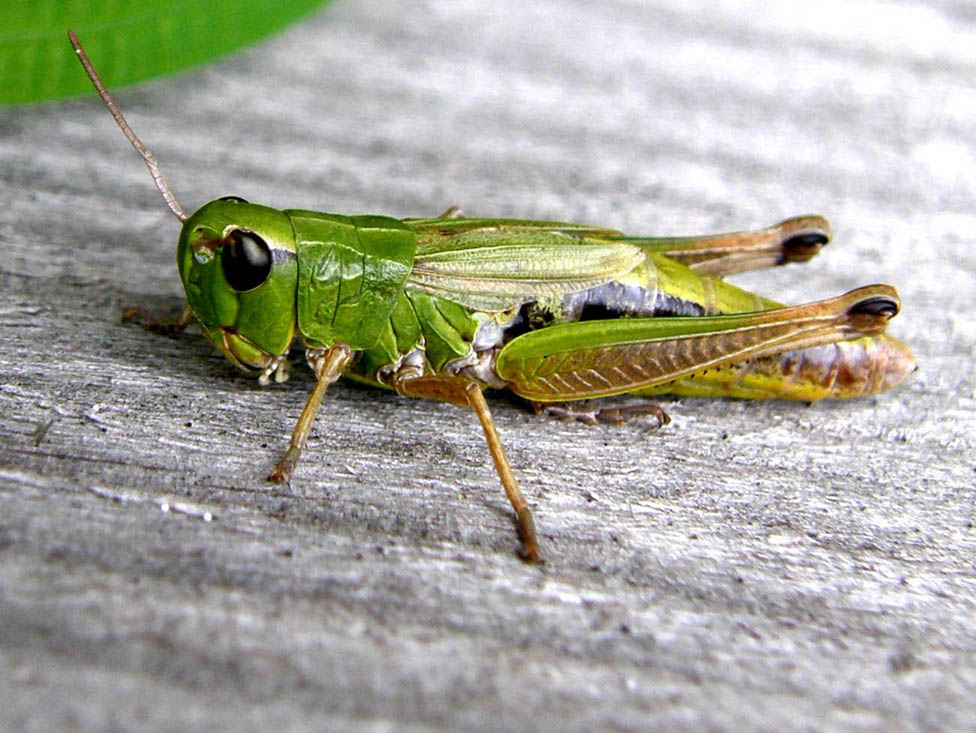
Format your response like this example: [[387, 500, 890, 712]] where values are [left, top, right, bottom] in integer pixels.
[[1, 1, 974, 729]]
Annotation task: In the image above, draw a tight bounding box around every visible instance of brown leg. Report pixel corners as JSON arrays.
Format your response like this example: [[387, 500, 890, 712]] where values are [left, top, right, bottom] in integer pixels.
[[643, 215, 831, 277], [533, 400, 671, 427], [268, 344, 353, 484], [122, 302, 194, 335], [395, 374, 540, 563]]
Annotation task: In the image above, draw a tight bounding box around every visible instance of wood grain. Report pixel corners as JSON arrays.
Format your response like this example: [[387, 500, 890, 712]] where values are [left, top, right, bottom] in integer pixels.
[[1, 1, 974, 729]]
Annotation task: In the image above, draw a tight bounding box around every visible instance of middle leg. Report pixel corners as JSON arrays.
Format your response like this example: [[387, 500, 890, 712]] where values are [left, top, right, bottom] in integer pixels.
[[394, 373, 540, 562]]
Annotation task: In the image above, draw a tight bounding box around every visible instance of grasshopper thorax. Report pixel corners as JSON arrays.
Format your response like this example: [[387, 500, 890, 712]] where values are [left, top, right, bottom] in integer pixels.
[[177, 198, 299, 373]]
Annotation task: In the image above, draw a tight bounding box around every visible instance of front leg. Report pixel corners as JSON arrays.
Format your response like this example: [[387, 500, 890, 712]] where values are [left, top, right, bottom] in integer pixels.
[[268, 344, 353, 484], [394, 372, 540, 563]]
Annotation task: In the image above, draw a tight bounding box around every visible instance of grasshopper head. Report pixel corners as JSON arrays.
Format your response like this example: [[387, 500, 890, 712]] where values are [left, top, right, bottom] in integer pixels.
[[177, 198, 298, 375]]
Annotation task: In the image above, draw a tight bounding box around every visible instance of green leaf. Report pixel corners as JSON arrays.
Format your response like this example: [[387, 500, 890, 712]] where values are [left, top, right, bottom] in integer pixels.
[[0, 0, 333, 105]]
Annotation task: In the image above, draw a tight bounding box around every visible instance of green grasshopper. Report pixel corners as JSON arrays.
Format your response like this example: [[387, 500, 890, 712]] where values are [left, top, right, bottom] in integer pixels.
[[70, 31, 914, 561]]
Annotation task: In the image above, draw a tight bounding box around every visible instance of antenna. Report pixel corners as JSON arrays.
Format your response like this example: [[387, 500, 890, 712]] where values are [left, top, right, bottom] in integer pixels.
[[67, 30, 188, 221]]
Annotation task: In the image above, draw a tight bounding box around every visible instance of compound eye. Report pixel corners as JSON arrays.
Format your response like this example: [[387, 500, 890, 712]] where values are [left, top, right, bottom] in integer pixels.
[[219, 195, 249, 203], [221, 230, 272, 291]]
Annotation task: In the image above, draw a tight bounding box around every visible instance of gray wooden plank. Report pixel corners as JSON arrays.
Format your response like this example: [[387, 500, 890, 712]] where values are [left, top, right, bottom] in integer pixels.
[[1, 1, 974, 730]]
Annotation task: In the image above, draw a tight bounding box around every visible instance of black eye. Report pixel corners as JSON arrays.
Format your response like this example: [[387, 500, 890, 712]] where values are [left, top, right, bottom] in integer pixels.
[[222, 230, 272, 291], [219, 195, 249, 203]]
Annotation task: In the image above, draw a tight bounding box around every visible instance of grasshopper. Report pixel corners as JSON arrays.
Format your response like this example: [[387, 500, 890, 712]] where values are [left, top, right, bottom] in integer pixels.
[[70, 31, 914, 561]]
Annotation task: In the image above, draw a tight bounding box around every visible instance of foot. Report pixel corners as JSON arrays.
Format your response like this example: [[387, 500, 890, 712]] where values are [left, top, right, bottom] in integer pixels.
[[122, 303, 193, 335], [534, 401, 671, 427]]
